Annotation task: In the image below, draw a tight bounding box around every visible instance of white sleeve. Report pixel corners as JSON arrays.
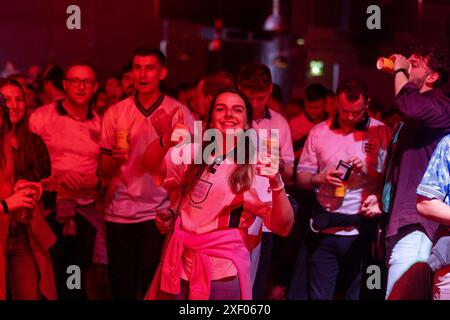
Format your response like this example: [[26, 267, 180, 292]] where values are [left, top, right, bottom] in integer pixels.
[[100, 109, 116, 155], [28, 110, 43, 135], [161, 143, 197, 191], [297, 128, 319, 174]]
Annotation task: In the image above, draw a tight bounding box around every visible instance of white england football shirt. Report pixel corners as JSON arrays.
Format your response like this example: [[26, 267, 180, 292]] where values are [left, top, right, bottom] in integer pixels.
[[298, 115, 391, 236], [29, 101, 101, 205], [100, 94, 195, 223], [162, 142, 273, 280]]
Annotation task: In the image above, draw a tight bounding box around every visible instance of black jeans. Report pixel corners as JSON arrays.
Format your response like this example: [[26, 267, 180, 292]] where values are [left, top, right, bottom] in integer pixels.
[[106, 219, 164, 300], [307, 233, 364, 300], [46, 211, 97, 300]]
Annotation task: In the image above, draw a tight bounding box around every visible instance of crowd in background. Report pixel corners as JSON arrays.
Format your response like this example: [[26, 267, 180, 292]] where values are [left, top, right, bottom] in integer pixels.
[[0, 44, 449, 300]]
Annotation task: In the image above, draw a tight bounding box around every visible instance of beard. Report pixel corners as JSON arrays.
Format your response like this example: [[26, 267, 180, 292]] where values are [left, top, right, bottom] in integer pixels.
[[410, 76, 427, 89], [409, 70, 432, 90]]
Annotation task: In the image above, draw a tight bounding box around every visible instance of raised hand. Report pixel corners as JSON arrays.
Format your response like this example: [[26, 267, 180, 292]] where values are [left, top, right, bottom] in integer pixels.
[[257, 137, 280, 181], [389, 54, 410, 72], [170, 109, 190, 147], [151, 107, 180, 137], [152, 108, 189, 148]]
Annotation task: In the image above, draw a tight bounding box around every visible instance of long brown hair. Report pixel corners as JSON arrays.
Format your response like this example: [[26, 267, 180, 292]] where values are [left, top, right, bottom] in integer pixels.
[[182, 88, 255, 195], [0, 78, 41, 181], [0, 96, 14, 198]]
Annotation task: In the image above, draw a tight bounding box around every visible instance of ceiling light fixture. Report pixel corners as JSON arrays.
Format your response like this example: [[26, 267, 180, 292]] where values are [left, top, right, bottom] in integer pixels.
[[263, 0, 286, 32]]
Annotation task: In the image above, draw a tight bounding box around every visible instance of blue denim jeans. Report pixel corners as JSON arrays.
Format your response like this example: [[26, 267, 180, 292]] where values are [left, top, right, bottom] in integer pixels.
[[307, 233, 363, 300], [433, 266, 450, 300], [386, 229, 433, 299], [427, 236, 450, 300]]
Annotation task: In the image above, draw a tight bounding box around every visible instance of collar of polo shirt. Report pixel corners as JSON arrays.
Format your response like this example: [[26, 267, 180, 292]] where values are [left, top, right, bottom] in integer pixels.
[[56, 99, 95, 121], [330, 112, 370, 132], [262, 106, 272, 120]]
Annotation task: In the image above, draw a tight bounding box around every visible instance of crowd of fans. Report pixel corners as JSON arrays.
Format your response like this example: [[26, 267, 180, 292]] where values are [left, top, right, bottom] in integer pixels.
[[0, 44, 449, 300]]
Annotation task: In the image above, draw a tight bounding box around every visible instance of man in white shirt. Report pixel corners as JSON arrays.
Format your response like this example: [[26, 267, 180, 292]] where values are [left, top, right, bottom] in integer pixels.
[[29, 60, 102, 300], [99, 45, 194, 299], [297, 78, 391, 300], [237, 63, 295, 299]]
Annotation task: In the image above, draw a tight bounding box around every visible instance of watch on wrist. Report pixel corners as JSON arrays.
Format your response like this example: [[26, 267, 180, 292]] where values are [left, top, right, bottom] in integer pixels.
[[1, 199, 9, 214], [394, 68, 409, 78]]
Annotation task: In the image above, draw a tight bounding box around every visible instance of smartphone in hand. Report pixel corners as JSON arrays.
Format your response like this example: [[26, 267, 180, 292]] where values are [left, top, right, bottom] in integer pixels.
[[336, 160, 353, 181]]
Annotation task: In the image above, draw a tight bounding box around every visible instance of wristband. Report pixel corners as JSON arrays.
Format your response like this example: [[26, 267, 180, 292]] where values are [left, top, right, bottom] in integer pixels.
[[268, 181, 285, 193], [1, 199, 9, 214], [394, 68, 409, 78]]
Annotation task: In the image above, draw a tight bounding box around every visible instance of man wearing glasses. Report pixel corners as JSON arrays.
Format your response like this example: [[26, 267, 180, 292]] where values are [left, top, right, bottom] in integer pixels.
[[29, 61, 103, 300]]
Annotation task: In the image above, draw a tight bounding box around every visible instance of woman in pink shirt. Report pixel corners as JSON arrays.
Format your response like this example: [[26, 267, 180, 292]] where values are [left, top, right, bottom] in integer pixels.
[[143, 88, 294, 300]]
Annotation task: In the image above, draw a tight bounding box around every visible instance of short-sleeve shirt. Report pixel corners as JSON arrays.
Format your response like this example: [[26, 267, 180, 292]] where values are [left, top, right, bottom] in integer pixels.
[[29, 101, 101, 205], [100, 94, 195, 223], [252, 107, 295, 169], [298, 114, 392, 235], [163, 142, 272, 280], [417, 134, 450, 207]]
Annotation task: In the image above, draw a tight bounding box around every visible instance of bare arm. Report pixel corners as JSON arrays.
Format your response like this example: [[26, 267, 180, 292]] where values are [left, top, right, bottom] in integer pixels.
[[267, 174, 294, 237], [417, 196, 450, 225], [391, 54, 410, 96], [297, 172, 315, 190], [142, 134, 170, 178], [394, 69, 409, 96], [280, 162, 294, 185], [297, 169, 343, 190]]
